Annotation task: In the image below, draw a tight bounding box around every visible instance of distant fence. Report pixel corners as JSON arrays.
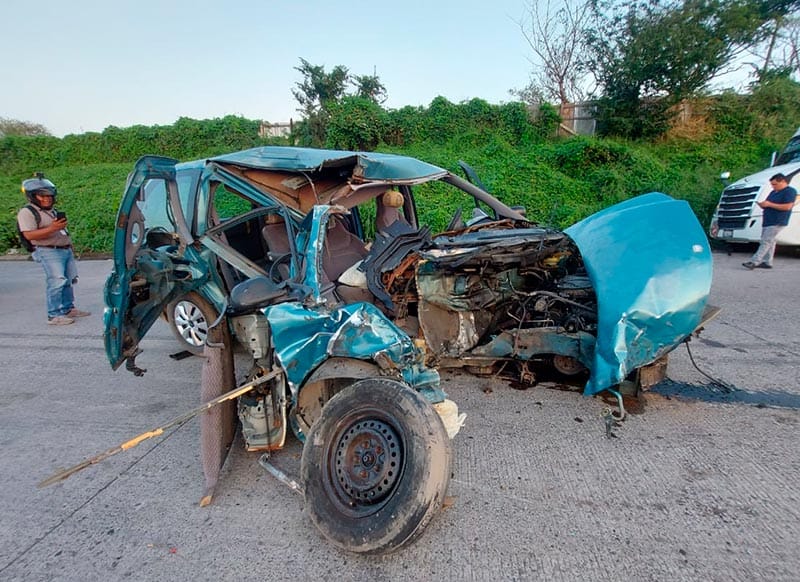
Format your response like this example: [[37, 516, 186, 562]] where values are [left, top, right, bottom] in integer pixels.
[[559, 101, 597, 136], [557, 99, 704, 137], [259, 120, 293, 139], [262, 101, 700, 141]]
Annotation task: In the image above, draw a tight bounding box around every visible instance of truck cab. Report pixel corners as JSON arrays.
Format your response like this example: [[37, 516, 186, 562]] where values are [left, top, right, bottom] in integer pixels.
[[709, 127, 800, 245]]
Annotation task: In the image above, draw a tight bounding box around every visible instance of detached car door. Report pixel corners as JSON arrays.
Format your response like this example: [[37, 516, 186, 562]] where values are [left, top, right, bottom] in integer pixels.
[[104, 156, 205, 370]]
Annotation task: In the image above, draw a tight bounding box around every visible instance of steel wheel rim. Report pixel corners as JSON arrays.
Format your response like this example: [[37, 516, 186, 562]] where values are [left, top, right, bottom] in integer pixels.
[[173, 300, 209, 347], [328, 416, 404, 516]]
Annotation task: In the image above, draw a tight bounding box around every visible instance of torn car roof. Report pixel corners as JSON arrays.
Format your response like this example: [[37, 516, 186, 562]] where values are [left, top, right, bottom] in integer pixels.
[[211, 146, 448, 182]]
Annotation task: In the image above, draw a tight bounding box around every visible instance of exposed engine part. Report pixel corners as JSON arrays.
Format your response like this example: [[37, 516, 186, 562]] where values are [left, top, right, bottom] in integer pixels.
[[504, 286, 596, 336], [519, 361, 536, 386], [562, 314, 589, 333], [557, 274, 593, 292], [366, 222, 601, 376], [231, 313, 272, 359], [238, 368, 288, 451], [362, 221, 432, 311], [533, 297, 549, 312], [540, 251, 570, 270]]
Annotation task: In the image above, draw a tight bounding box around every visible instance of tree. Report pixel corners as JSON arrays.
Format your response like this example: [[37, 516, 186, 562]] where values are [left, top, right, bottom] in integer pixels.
[[508, 77, 548, 108], [0, 118, 50, 137], [515, 0, 594, 104], [291, 59, 390, 147], [292, 58, 349, 116], [351, 73, 388, 104], [585, 0, 800, 138], [748, 13, 800, 82], [291, 58, 350, 146], [326, 97, 387, 150]]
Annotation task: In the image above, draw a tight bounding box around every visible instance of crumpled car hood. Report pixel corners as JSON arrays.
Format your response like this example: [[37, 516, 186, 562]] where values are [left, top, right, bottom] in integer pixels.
[[565, 192, 713, 394]]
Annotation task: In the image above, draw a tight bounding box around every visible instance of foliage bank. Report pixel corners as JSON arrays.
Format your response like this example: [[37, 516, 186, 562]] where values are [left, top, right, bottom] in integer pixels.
[[1, 83, 798, 255], [0, 115, 275, 178]]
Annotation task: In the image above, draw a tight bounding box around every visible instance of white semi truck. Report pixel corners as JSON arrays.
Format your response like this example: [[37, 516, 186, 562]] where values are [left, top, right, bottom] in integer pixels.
[[709, 127, 800, 245]]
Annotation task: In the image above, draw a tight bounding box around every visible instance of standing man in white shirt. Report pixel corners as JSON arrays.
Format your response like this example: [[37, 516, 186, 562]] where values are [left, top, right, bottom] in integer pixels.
[[16, 173, 91, 325]]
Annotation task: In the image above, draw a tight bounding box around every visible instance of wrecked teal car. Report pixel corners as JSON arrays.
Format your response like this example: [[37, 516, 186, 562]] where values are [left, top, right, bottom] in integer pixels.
[[103, 147, 714, 553]]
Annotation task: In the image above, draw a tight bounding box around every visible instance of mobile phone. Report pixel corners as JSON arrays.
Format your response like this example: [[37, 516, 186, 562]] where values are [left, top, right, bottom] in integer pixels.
[[55, 210, 67, 220]]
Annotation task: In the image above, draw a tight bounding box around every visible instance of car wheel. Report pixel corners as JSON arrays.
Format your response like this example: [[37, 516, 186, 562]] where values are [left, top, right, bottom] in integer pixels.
[[167, 293, 217, 355], [301, 378, 452, 554], [552, 354, 587, 376]]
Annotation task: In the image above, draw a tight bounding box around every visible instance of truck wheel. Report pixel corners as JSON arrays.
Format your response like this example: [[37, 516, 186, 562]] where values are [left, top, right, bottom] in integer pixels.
[[301, 378, 452, 554], [166, 292, 217, 355]]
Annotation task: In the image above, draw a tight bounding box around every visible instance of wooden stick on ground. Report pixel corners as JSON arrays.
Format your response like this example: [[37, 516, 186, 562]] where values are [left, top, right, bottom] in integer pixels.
[[38, 369, 279, 489]]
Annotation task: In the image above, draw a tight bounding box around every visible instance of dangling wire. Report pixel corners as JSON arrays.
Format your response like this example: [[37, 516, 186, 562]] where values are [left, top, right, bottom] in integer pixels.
[[683, 338, 738, 393]]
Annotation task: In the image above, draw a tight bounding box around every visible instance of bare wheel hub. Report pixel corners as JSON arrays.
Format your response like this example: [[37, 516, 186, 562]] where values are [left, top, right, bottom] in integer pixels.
[[334, 420, 401, 507]]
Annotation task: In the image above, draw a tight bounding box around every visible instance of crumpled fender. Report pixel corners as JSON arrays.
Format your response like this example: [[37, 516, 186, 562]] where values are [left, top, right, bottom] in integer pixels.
[[264, 301, 441, 399]]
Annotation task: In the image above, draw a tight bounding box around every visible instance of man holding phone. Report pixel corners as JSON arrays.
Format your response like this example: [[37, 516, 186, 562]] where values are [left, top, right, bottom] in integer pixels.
[[16, 174, 90, 325], [742, 173, 798, 270]]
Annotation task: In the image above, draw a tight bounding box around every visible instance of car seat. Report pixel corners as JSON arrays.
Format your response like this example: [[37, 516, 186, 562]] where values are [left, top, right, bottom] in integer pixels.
[[261, 215, 292, 281], [322, 216, 369, 282], [376, 190, 407, 233]]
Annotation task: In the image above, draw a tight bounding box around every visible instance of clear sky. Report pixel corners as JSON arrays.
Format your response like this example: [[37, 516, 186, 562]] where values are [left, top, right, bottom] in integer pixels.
[[2, 0, 536, 137]]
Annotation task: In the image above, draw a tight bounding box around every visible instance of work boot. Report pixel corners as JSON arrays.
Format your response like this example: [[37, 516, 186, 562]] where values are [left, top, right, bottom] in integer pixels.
[[755, 263, 773, 269], [48, 316, 74, 326], [742, 262, 756, 270], [66, 308, 91, 317]]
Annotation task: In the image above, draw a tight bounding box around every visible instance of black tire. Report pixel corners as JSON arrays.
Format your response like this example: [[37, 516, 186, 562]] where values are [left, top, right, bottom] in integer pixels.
[[552, 354, 587, 377], [166, 292, 217, 355], [301, 378, 452, 554]]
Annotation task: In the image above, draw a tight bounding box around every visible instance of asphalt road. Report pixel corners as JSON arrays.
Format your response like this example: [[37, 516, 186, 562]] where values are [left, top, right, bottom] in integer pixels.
[[0, 249, 798, 582]]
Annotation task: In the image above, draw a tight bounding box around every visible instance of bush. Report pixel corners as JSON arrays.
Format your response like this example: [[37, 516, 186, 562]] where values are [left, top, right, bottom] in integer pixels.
[[0, 100, 790, 254], [326, 97, 387, 150], [0, 115, 276, 177]]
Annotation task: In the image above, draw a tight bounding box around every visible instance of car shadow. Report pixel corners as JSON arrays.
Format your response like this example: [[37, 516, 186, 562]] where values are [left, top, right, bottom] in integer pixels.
[[650, 378, 800, 410]]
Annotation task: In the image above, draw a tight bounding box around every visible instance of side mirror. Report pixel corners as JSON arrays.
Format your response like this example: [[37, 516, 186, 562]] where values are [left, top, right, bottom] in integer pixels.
[[720, 171, 731, 187]]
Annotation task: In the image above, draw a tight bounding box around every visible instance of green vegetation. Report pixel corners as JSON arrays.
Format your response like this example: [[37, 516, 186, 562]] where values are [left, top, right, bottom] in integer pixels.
[[515, 0, 799, 140], [2, 78, 799, 255], [585, 0, 798, 138]]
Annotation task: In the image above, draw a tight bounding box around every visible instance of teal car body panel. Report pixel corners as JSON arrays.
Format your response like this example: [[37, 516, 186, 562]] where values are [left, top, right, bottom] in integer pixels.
[[265, 205, 442, 400], [264, 301, 443, 401], [104, 156, 208, 369], [565, 192, 713, 394], [211, 146, 448, 182], [293, 206, 331, 306], [104, 147, 715, 404]]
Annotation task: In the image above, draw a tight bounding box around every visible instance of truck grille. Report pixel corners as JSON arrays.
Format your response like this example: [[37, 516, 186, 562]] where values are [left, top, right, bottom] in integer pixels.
[[717, 185, 759, 229]]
